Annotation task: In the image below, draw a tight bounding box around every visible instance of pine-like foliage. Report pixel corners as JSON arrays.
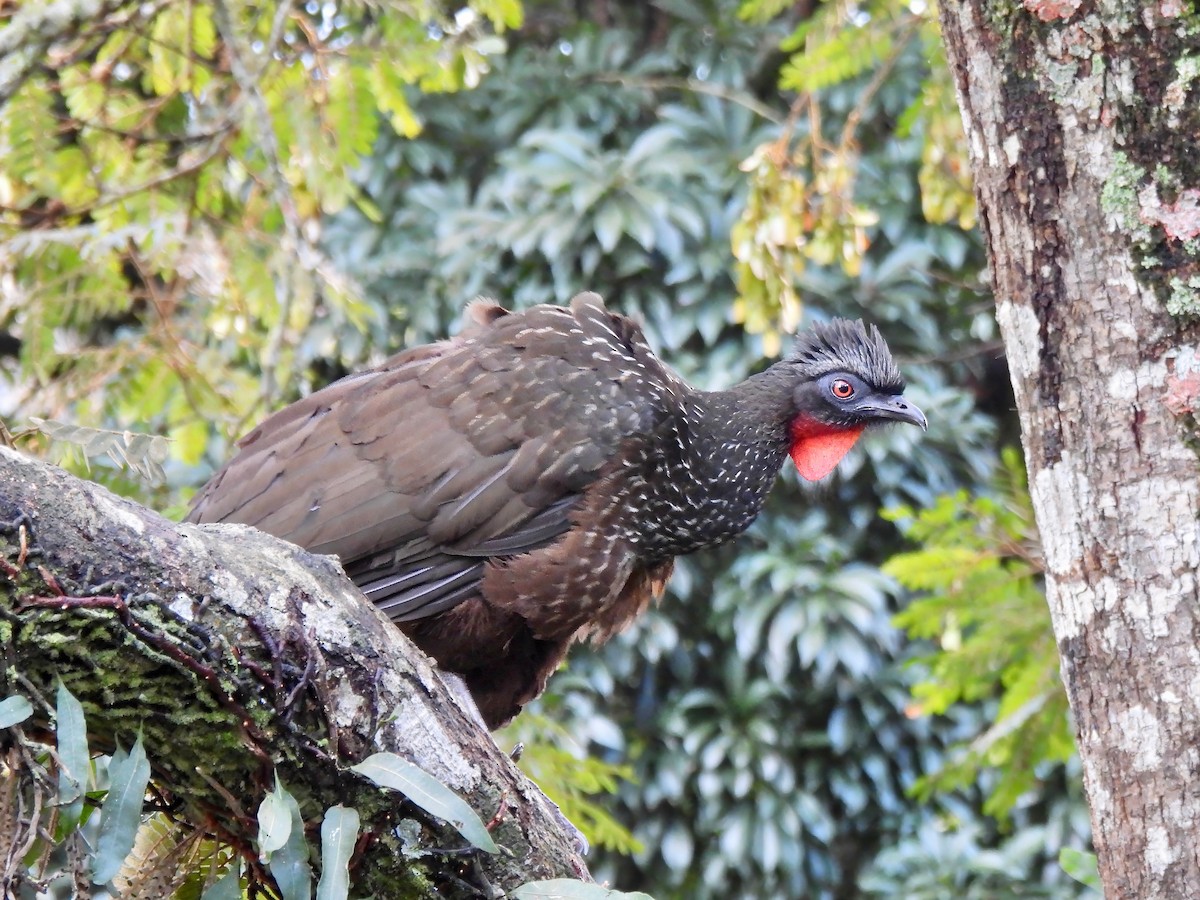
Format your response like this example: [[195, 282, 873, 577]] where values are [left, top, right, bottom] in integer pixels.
[[886, 450, 1077, 820], [0, 0, 520, 503], [731, 0, 976, 341]]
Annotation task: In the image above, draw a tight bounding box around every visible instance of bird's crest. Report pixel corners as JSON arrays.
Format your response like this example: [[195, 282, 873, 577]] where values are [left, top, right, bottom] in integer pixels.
[[788, 318, 905, 393]]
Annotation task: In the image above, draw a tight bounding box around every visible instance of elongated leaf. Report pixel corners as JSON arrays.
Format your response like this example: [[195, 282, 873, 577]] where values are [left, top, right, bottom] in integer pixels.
[[316, 805, 360, 900], [512, 880, 656, 900], [92, 733, 151, 883], [257, 774, 292, 857], [593, 201, 624, 253], [350, 752, 497, 853], [0, 694, 33, 728], [56, 682, 89, 830], [201, 862, 243, 900], [267, 782, 312, 900], [1059, 847, 1102, 890]]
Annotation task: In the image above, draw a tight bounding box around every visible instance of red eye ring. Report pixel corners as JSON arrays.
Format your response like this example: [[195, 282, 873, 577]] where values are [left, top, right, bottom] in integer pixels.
[[831, 379, 855, 400]]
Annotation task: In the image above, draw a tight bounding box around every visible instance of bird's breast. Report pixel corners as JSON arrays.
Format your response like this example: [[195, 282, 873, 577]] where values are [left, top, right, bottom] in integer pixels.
[[616, 433, 784, 559]]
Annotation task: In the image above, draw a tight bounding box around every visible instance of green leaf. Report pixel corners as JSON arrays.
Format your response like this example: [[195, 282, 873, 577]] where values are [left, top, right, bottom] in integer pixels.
[[1059, 847, 1102, 890], [350, 752, 498, 853], [778, 24, 894, 93], [512, 880, 656, 900], [593, 201, 624, 253], [885, 448, 1067, 821], [316, 805, 360, 900], [368, 60, 423, 138], [200, 863, 242, 900], [267, 781, 313, 900], [0, 695, 33, 728], [506, 720, 642, 854], [56, 682, 90, 830], [92, 733, 151, 884], [474, 0, 524, 30], [257, 773, 293, 857]]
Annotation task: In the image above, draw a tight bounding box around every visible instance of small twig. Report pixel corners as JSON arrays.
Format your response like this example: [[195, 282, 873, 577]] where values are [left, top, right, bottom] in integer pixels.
[[35, 567, 64, 596], [128, 249, 217, 423], [5, 742, 47, 875], [485, 789, 510, 831], [589, 73, 786, 125], [902, 339, 1007, 367], [194, 767, 249, 823], [0, 133, 232, 233], [282, 647, 316, 715], [232, 647, 276, 697], [837, 18, 921, 151], [247, 617, 285, 703], [224, 614, 337, 763], [13, 673, 55, 717], [366, 668, 384, 740], [210, 0, 307, 410], [144, 779, 182, 816], [21, 593, 124, 611], [468, 854, 502, 900], [0, 0, 132, 108], [308, 643, 340, 756]]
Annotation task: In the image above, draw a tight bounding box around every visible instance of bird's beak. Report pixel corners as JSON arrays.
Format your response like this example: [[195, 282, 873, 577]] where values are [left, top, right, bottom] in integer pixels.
[[861, 394, 928, 430]]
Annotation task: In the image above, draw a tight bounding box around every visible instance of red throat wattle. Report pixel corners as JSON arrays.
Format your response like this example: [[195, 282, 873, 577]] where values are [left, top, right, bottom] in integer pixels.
[[789, 418, 865, 482]]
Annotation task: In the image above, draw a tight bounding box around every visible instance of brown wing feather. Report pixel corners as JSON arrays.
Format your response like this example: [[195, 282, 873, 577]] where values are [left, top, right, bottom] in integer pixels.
[[187, 293, 670, 629]]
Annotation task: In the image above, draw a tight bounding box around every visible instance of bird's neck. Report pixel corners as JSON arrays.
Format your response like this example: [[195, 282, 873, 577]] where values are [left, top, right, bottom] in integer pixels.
[[711, 364, 798, 435], [693, 366, 798, 471], [626, 376, 792, 560], [710, 363, 864, 482]]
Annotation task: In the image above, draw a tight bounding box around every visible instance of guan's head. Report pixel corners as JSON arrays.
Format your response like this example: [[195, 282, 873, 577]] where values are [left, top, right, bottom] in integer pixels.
[[784, 318, 927, 481]]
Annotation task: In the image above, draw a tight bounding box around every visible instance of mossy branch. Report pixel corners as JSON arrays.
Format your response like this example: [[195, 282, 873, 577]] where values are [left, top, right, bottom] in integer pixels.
[[0, 447, 589, 897]]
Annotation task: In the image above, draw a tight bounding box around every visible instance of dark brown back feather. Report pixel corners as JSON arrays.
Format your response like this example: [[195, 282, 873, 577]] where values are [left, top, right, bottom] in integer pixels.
[[187, 292, 675, 627]]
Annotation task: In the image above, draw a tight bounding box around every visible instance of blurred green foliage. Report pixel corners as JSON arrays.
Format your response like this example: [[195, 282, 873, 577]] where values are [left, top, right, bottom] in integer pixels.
[[886, 449, 1075, 822], [501, 713, 645, 855], [0, 0, 1091, 897], [0, 0, 516, 498], [730, 0, 975, 347]]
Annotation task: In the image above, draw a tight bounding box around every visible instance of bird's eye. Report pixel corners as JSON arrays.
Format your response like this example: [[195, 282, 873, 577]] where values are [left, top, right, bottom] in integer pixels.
[[830, 378, 855, 400]]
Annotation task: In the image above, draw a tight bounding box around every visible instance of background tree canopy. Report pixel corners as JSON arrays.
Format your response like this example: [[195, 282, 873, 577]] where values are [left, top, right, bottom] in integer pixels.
[[0, 0, 1094, 897]]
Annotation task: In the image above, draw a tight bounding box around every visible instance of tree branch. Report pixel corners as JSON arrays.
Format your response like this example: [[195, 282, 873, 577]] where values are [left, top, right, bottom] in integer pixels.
[[209, 0, 312, 412], [0, 448, 589, 896]]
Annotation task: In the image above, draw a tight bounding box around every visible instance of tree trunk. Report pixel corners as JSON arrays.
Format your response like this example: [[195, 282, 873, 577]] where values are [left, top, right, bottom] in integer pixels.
[[0, 448, 589, 896], [937, 2, 1200, 896]]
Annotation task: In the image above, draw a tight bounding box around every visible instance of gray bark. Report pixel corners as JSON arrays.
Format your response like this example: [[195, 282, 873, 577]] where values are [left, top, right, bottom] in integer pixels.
[[938, 1, 1200, 896], [0, 447, 589, 896]]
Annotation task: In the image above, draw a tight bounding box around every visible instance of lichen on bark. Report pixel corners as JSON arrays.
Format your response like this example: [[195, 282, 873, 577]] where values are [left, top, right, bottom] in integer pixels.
[[939, 0, 1200, 894]]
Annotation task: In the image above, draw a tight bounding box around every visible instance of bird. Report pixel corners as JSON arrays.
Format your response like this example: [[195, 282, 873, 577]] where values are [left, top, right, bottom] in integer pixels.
[[187, 292, 926, 728]]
